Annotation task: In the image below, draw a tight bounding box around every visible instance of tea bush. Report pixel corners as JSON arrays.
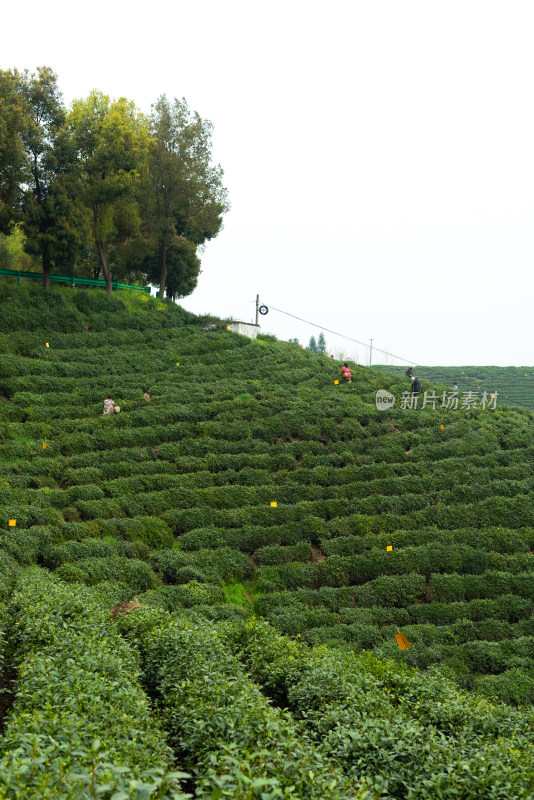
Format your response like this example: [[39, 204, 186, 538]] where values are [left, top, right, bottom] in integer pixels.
[[117, 605, 364, 799], [152, 547, 251, 584], [0, 570, 188, 798], [222, 618, 534, 799], [55, 556, 157, 591]]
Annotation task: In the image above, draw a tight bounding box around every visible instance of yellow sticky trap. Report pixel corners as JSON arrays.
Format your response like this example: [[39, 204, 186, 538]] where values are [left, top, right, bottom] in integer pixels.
[[176, 362, 180, 366], [226, 325, 232, 331], [395, 632, 410, 650], [42, 442, 46, 448], [334, 380, 339, 385], [490, 394, 495, 399], [386, 545, 393, 552], [440, 424, 444, 430], [45, 343, 49, 348], [437, 504, 440, 511], [270, 501, 277, 508], [8, 519, 16, 527]]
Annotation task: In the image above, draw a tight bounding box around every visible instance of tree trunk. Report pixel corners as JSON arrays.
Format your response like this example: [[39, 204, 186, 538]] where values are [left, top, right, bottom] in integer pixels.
[[96, 239, 113, 296], [158, 237, 167, 300], [42, 251, 51, 290]]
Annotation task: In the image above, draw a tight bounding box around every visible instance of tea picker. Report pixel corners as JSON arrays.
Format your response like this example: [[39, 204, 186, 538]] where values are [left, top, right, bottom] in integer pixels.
[[103, 396, 120, 415], [341, 362, 352, 383]]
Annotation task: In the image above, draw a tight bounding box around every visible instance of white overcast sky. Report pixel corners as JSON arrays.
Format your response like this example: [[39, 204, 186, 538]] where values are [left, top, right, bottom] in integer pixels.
[[3, 1, 533, 366]]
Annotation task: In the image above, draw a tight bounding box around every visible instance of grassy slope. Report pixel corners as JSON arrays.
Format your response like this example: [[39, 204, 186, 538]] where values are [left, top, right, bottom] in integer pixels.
[[374, 363, 534, 410], [2, 284, 534, 797]]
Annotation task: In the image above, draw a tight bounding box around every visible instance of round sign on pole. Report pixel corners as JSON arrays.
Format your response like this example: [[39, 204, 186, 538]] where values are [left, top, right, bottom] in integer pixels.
[[259, 305, 269, 316]]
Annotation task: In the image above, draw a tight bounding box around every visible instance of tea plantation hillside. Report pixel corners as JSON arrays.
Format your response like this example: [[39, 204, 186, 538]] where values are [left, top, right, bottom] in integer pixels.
[[374, 364, 534, 411], [2, 284, 534, 799]]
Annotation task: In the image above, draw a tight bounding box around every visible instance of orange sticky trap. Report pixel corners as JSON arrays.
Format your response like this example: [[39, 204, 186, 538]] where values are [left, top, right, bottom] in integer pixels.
[[270, 501, 277, 508], [8, 519, 16, 527], [42, 442, 46, 448], [386, 545, 393, 552], [440, 424, 444, 430], [395, 632, 410, 650], [334, 379, 339, 384]]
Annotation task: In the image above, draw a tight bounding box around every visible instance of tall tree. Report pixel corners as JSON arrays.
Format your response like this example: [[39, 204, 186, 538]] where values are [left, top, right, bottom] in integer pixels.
[[68, 91, 149, 295], [16, 67, 86, 288], [0, 69, 28, 234], [317, 332, 327, 354], [140, 236, 201, 300], [308, 336, 317, 352], [142, 96, 229, 299]]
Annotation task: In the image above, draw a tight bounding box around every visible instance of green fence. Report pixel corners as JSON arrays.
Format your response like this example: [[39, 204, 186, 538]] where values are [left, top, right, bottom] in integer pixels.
[[0, 268, 151, 293]]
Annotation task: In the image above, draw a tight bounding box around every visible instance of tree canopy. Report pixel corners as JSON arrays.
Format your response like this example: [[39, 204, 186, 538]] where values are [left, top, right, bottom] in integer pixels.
[[0, 69, 28, 233], [17, 67, 87, 288], [67, 90, 150, 294], [0, 68, 228, 295], [138, 95, 228, 298]]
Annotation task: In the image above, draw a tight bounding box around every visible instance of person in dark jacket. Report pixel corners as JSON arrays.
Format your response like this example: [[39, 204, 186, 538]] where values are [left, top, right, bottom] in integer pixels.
[[412, 376, 421, 396], [406, 366, 414, 379]]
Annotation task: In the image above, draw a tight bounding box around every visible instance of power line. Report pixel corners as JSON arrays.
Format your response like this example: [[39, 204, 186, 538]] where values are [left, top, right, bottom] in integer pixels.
[[263, 302, 418, 366]]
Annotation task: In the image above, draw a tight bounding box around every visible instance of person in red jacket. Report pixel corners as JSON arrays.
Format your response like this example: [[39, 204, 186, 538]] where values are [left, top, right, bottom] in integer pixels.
[[341, 362, 352, 382]]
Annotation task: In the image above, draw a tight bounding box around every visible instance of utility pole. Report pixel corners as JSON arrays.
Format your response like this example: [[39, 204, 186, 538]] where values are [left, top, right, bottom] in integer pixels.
[[369, 338, 373, 366], [255, 294, 259, 326]]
